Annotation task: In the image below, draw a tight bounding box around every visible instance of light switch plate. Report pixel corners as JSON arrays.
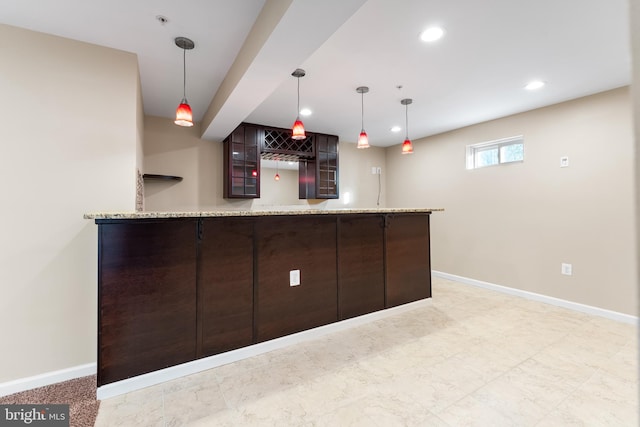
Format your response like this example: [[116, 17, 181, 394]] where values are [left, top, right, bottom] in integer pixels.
[[290, 269, 301, 286]]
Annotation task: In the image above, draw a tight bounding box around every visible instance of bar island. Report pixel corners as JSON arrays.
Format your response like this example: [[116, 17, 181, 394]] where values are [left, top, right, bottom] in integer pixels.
[[85, 208, 442, 392]]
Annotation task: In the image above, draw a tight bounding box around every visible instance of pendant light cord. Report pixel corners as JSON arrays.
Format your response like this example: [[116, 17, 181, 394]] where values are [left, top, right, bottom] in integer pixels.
[[182, 48, 187, 99], [361, 91, 365, 130], [377, 170, 381, 206], [296, 77, 300, 117], [405, 103, 409, 139]]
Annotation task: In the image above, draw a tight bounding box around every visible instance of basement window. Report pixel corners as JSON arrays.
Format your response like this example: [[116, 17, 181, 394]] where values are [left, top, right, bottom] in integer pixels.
[[466, 135, 524, 169]]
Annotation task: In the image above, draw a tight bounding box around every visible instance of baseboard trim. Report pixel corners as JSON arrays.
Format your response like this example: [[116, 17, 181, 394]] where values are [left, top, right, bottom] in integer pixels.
[[97, 298, 431, 400], [432, 270, 638, 325], [0, 363, 97, 398]]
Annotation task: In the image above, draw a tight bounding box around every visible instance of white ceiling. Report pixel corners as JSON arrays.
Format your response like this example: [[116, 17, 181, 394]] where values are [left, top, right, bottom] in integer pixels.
[[0, 0, 631, 147]]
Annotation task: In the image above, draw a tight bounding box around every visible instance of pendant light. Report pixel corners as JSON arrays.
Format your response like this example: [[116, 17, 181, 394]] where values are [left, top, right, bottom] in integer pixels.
[[291, 68, 306, 140], [174, 37, 195, 127], [401, 98, 414, 154], [356, 86, 370, 149], [274, 160, 281, 181]]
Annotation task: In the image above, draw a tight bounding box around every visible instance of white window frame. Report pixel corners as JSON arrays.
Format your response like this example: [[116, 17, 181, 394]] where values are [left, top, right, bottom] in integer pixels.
[[466, 135, 524, 170]]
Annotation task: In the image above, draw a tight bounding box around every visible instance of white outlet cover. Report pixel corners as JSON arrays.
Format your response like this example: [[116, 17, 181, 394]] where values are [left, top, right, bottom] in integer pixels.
[[371, 167, 377, 175], [290, 269, 301, 286], [561, 263, 572, 276], [560, 156, 569, 168]]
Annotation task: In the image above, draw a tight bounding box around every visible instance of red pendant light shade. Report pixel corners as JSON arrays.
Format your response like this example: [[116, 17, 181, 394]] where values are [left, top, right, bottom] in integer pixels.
[[175, 99, 193, 127], [174, 37, 195, 127], [358, 130, 369, 149], [292, 117, 306, 140], [291, 69, 306, 140], [401, 98, 414, 154], [356, 86, 370, 149], [402, 138, 414, 154]]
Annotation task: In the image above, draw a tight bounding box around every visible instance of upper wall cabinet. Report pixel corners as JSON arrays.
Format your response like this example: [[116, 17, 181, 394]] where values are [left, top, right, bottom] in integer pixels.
[[223, 124, 261, 199], [315, 134, 339, 199], [223, 123, 339, 200], [299, 134, 339, 199]]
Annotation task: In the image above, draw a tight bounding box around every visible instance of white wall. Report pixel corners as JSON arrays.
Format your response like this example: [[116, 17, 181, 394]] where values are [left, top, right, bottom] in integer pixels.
[[143, 115, 387, 210], [386, 87, 637, 316], [0, 24, 139, 383]]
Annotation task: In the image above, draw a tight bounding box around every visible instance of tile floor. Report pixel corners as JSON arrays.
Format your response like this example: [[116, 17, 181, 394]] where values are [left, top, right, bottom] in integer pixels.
[[95, 277, 639, 426]]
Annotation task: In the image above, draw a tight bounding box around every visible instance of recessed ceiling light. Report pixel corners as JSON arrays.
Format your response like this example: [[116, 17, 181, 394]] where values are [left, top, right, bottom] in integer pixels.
[[300, 108, 312, 116], [390, 126, 402, 133], [420, 26, 445, 42], [525, 80, 545, 90]]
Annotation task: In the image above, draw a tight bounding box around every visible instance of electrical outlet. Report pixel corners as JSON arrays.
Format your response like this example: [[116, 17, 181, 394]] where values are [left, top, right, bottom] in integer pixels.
[[561, 263, 572, 276], [371, 167, 377, 175], [290, 269, 301, 286], [560, 156, 569, 168]]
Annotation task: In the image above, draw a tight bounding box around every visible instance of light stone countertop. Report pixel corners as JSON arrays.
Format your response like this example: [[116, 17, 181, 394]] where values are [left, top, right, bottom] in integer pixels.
[[84, 208, 443, 220]]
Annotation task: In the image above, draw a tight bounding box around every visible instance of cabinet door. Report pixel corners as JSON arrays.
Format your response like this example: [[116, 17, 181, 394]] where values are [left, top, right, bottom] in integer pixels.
[[338, 215, 385, 319], [199, 218, 254, 357], [255, 216, 338, 342], [315, 134, 339, 198], [385, 214, 432, 307], [224, 125, 260, 198], [98, 220, 197, 386], [298, 159, 316, 199]]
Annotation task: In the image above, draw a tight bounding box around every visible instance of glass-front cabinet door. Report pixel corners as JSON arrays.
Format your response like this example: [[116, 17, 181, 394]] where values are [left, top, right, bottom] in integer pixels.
[[224, 124, 261, 198], [315, 134, 339, 199]]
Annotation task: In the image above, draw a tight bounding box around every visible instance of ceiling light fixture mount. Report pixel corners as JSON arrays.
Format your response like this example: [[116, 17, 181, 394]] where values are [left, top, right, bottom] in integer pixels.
[[356, 86, 370, 149], [174, 36, 195, 127], [401, 98, 414, 154], [291, 68, 306, 140]]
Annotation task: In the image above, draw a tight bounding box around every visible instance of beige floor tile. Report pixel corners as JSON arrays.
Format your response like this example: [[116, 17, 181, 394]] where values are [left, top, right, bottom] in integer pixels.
[[438, 394, 518, 427], [95, 385, 164, 427], [286, 363, 379, 418], [599, 342, 639, 383], [163, 380, 228, 426], [312, 398, 381, 427], [342, 392, 443, 427], [538, 372, 639, 427], [385, 369, 476, 414], [490, 358, 580, 409], [450, 342, 521, 382], [471, 380, 545, 427], [94, 279, 638, 426]]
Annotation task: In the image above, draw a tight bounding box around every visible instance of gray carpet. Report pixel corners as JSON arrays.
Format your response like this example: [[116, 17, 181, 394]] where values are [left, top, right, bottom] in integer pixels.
[[0, 375, 99, 427]]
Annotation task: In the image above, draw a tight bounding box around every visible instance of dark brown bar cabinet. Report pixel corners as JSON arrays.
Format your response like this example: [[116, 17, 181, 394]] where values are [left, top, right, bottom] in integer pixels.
[[93, 210, 434, 386]]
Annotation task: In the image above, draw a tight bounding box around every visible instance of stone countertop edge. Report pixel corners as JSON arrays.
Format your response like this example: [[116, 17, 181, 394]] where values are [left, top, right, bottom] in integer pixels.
[[84, 208, 444, 220]]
